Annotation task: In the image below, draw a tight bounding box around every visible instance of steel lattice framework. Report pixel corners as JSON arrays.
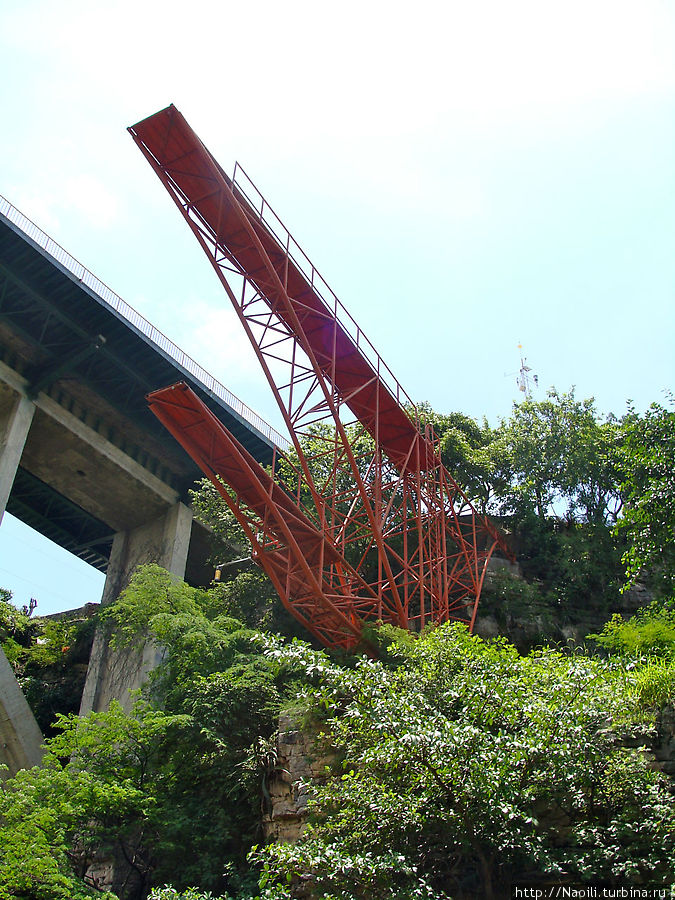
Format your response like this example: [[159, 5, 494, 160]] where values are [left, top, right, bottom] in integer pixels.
[[131, 105, 513, 651]]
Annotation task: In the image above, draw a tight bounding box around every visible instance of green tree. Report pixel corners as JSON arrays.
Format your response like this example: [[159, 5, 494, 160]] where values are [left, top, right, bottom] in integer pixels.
[[0, 588, 37, 665], [0, 715, 140, 900], [148, 890, 231, 900], [616, 399, 675, 593], [491, 389, 622, 525], [255, 625, 675, 898], [484, 391, 626, 621], [0, 566, 287, 899], [0, 695, 252, 900], [417, 404, 500, 514], [97, 565, 285, 894], [1, 590, 95, 735]]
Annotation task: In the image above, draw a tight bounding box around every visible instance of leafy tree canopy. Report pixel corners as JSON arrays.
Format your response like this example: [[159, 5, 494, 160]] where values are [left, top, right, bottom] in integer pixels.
[[3, 388, 674, 898], [2, 568, 675, 899], [616, 398, 675, 593], [0, 566, 288, 899], [0, 587, 38, 665], [1, 589, 96, 734], [489, 389, 623, 526], [255, 624, 675, 899]]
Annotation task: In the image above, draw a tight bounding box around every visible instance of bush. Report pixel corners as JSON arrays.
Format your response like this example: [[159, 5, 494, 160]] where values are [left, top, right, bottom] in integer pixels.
[[0, 588, 37, 656], [148, 888, 229, 900], [589, 601, 675, 658], [630, 658, 675, 710]]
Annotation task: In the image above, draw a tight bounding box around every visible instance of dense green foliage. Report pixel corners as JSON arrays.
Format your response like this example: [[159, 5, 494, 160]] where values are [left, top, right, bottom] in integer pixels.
[[2, 570, 675, 898], [0, 588, 38, 665], [590, 601, 675, 659], [589, 601, 675, 712], [421, 390, 623, 526], [148, 891, 223, 900], [615, 399, 675, 593], [0, 756, 118, 900], [488, 389, 622, 526], [254, 626, 675, 899], [1, 590, 95, 735], [97, 566, 286, 893], [0, 567, 287, 899], [421, 391, 675, 634], [419, 391, 631, 632], [2, 389, 674, 898]]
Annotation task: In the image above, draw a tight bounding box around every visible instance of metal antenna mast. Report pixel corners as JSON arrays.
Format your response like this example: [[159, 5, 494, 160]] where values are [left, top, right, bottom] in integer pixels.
[[516, 343, 539, 399]]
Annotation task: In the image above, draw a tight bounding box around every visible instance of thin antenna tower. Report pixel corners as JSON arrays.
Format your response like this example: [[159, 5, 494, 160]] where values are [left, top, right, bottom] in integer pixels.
[[515, 343, 538, 399]]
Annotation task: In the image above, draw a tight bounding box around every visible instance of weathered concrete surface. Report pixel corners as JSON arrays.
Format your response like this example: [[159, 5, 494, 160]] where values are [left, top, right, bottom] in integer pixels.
[[0, 644, 44, 777], [0, 366, 181, 534], [0, 366, 202, 720], [80, 502, 193, 715], [0, 390, 35, 524]]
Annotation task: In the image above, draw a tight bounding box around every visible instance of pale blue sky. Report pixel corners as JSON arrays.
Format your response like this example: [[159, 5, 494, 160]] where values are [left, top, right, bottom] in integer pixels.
[[0, 0, 673, 615]]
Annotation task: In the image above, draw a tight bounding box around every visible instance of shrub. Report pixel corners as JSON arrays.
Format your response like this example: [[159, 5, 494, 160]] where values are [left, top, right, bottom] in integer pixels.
[[589, 601, 675, 658]]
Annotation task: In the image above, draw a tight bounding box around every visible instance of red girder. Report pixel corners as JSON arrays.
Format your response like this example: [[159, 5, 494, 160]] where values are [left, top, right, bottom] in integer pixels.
[[132, 105, 514, 650], [147, 381, 392, 650], [130, 105, 429, 473]]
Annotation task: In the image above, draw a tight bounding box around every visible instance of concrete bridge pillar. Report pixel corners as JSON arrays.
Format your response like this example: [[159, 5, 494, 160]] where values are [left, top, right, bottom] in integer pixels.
[[80, 501, 193, 715], [0, 644, 44, 778], [0, 393, 35, 525]]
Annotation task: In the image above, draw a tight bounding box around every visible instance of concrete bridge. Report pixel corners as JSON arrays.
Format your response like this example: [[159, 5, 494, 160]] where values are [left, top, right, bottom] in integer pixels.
[[0, 196, 285, 774]]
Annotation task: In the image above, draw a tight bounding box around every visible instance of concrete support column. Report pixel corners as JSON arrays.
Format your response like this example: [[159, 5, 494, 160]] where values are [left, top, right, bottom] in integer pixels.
[[0, 645, 44, 778], [80, 502, 193, 715], [99, 501, 193, 605], [0, 393, 35, 525]]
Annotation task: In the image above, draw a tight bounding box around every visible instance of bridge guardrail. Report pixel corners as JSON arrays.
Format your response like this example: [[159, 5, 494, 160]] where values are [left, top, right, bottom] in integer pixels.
[[0, 194, 288, 449]]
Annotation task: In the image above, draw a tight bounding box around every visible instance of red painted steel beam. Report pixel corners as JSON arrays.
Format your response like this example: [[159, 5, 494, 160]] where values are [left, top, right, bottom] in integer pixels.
[[130, 105, 432, 474], [132, 105, 515, 652], [147, 382, 390, 650]]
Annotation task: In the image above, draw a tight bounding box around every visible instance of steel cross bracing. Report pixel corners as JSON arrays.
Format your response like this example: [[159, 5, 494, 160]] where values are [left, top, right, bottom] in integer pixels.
[[132, 104, 513, 651]]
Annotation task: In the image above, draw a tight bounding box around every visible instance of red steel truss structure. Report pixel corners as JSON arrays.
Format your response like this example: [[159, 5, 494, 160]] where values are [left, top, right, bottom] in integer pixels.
[[132, 104, 513, 651]]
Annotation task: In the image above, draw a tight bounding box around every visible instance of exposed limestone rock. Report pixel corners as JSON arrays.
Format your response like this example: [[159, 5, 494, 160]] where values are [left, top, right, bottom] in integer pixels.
[[263, 712, 332, 844]]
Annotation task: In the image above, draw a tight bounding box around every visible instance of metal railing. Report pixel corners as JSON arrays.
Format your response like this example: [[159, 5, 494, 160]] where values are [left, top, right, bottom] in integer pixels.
[[232, 163, 417, 415], [0, 193, 288, 448]]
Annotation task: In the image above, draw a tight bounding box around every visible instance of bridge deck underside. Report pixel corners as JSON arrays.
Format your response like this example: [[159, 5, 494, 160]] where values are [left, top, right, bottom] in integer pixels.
[[0, 210, 277, 580]]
